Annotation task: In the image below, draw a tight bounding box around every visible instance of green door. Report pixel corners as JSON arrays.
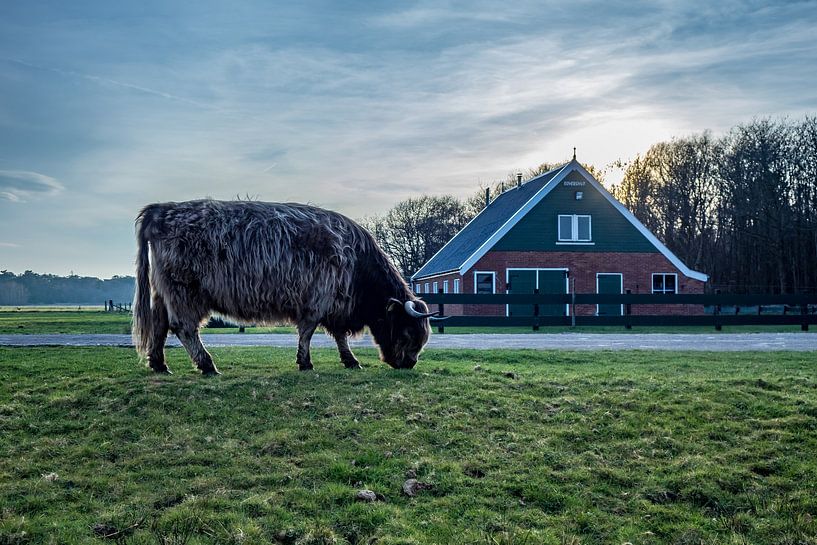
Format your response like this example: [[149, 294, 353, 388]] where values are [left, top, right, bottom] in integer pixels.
[[507, 270, 536, 316], [597, 274, 623, 316], [538, 270, 567, 316]]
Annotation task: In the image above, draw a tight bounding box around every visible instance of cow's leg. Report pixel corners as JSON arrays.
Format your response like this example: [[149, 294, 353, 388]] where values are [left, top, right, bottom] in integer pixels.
[[335, 335, 361, 369], [174, 321, 220, 376], [296, 320, 318, 371], [147, 294, 171, 373]]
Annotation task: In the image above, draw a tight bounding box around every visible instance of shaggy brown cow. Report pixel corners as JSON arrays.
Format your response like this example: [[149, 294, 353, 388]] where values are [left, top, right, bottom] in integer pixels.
[[132, 199, 437, 374]]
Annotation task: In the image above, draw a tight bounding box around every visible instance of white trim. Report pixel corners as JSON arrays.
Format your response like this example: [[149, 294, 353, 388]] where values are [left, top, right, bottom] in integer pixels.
[[424, 282, 430, 294], [473, 270, 496, 294], [459, 160, 708, 282], [432, 281, 438, 294], [458, 163, 571, 275], [412, 269, 459, 282], [651, 272, 679, 294], [505, 267, 570, 317], [453, 278, 460, 294], [443, 280, 449, 293], [596, 272, 623, 316], [569, 162, 709, 282], [555, 242, 595, 246]]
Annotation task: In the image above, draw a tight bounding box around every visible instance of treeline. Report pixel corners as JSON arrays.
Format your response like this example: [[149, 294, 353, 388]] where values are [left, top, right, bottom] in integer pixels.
[[612, 117, 817, 293], [0, 271, 135, 305]]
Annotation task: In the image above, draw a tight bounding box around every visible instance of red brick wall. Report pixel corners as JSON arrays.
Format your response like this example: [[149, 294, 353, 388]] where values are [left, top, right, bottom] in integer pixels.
[[413, 273, 465, 316], [466, 251, 705, 316], [414, 251, 706, 317]]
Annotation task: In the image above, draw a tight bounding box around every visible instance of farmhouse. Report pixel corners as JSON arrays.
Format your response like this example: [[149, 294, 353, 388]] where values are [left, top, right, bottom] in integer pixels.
[[411, 158, 708, 316]]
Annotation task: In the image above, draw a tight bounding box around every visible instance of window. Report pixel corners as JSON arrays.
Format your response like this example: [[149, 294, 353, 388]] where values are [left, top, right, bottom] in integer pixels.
[[443, 280, 449, 293], [415, 283, 421, 294], [652, 273, 677, 294], [424, 282, 430, 293], [432, 281, 438, 293], [475, 272, 495, 294], [453, 279, 460, 294], [558, 214, 591, 242]]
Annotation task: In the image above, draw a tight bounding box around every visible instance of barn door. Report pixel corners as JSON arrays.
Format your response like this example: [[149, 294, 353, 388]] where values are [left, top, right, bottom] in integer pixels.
[[537, 269, 568, 316], [597, 273, 623, 316], [507, 269, 536, 316]]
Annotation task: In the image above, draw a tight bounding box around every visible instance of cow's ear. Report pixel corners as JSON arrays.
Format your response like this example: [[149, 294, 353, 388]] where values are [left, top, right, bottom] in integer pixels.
[[386, 298, 402, 313]]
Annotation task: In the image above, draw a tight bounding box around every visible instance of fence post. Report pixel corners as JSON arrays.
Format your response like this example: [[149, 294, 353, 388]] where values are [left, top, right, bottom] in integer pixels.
[[437, 288, 445, 334], [624, 289, 632, 330], [570, 278, 576, 328], [714, 289, 722, 331], [801, 303, 809, 332], [532, 288, 539, 331]]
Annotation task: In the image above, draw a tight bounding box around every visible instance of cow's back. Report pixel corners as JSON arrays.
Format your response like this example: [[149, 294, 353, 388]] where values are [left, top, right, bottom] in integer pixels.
[[144, 200, 364, 323]]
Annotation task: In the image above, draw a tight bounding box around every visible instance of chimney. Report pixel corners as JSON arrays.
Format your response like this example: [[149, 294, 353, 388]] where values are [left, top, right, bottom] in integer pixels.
[[485, 187, 490, 208], [516, 172, 523, 188]]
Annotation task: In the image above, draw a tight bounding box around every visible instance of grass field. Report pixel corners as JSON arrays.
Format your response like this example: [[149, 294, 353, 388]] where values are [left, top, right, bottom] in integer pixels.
[[1, 310, 814, 335], [1, 347, 816, 544]]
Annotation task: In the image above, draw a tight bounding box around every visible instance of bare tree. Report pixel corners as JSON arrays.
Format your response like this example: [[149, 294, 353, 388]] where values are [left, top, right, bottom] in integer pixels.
[[361, 195, 471, 279]]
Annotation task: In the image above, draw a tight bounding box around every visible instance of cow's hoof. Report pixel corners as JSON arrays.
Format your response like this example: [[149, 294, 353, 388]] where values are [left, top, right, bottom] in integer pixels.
[[298, 363, 314, 371], [344, 361, 362, 370], [150, 365, 172, 374]]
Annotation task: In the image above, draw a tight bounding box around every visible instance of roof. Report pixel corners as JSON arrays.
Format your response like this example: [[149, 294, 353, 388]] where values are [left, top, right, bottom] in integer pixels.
[[411, 160, 709, 282], [412, 164, 566, 280]]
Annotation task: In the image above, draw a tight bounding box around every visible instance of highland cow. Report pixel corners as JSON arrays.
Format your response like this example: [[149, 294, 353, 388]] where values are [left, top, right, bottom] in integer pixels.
[[132, 199, 437, 375]]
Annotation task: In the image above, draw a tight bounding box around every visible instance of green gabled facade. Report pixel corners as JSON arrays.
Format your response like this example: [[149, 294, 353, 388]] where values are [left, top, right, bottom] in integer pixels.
[[493, 168, 658, 253]]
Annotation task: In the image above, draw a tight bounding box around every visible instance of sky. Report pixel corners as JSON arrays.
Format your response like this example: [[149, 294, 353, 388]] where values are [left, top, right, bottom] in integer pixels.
[[1, 0, 816, 278]]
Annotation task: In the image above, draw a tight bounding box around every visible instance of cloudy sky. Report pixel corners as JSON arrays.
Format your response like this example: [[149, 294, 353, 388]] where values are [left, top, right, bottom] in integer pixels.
[[1, 1, 816, 277]]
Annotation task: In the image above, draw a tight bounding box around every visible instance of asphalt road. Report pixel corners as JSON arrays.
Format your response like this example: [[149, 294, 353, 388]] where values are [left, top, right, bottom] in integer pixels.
[[1, 333, 816, 351]]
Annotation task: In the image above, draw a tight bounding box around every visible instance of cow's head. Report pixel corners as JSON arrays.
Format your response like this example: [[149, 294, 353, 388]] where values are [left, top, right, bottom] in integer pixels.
[[373, 298, 436, 369]]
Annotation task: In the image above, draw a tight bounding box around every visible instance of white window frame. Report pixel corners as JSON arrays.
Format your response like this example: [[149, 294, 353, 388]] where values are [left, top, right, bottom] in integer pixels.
[[557, 214, 593, 244], [473, 271, 496, 294], [432, 281, 439, 294], [453, 279, 460, 294], [595, 272, 623, 316], [424, 282, 430, 294], [651, 273, 678, 294], [415, 283, 421, 294], [443, 280, 449, 293]]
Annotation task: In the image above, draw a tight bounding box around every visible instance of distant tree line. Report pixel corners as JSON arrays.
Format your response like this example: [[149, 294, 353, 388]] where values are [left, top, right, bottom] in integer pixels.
[[612, 117, 817, 293], [0, 271, 135, 305]]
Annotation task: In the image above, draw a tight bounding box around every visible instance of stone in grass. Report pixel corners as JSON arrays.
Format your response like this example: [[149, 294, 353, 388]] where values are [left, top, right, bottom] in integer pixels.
[[355, 489, 385, 502], [402, 478, 433, 497]]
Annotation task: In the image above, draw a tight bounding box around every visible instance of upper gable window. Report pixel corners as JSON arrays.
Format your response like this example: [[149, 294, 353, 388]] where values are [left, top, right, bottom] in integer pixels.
[[558, 214, 591, 242]]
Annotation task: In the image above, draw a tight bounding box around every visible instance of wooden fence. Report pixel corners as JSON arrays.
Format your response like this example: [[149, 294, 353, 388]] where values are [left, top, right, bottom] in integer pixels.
[[420, 293, 817, 332]]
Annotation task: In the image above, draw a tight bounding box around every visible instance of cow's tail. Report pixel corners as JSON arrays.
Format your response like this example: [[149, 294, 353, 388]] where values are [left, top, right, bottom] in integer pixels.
[[132, 206, 155, 357]]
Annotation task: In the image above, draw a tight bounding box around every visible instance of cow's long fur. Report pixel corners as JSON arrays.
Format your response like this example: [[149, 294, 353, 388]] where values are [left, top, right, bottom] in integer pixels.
[[132, 199, 430, 373]]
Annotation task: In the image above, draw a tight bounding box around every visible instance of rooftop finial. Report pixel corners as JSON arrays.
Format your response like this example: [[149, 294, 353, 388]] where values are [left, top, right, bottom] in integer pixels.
[[573, 147, 576, 161]]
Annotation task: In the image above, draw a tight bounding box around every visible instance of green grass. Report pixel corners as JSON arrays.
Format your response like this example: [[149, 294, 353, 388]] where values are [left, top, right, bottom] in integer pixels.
[[2, 310, 813, 335], [1, 347, 816, 544]]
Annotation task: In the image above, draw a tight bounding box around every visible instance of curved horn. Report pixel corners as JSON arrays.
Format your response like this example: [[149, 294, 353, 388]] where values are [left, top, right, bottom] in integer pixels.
[[404, 300, 439, 319]]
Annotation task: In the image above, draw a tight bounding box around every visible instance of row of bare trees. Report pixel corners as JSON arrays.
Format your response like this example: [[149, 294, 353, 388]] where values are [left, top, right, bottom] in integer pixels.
[[612, 117, 817, 293]]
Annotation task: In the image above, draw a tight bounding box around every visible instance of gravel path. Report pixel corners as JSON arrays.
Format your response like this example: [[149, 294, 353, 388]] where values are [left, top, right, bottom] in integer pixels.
[[1, 333, 816, 351]]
